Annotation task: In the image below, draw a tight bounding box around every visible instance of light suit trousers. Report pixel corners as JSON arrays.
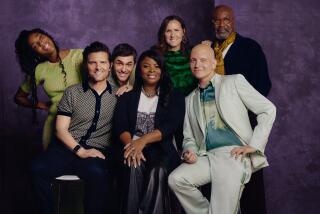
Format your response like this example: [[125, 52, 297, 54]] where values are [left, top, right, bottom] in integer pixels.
[[168, 146, 252, 214]]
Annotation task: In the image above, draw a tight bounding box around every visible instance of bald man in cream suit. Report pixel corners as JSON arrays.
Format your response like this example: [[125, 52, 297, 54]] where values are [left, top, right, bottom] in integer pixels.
[[168, 44, 276, 214]]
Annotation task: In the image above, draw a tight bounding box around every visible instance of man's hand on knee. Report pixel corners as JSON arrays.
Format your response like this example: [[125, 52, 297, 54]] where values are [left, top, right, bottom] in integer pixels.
[[182, 150, 197, 164], [231, 145, 256, 160], [77, 148, 106, 159]]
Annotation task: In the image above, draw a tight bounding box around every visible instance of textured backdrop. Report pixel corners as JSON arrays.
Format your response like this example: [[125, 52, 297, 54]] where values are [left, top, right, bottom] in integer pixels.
[[0, 0, 214, 213], [1, 0, 320, 213], [215, 0, 320, 213]]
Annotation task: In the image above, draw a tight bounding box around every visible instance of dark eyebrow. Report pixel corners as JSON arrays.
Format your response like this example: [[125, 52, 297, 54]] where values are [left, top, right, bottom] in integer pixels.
[[30, 33, 41, 46]]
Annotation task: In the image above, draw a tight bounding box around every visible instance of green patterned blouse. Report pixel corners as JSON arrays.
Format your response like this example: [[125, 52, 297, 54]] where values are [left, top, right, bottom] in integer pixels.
[[164, 50, 197, 96]]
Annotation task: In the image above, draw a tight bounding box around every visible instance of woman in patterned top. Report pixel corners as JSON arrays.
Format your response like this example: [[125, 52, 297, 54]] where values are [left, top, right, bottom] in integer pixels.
[[154, 15, 197, 96], [114, 49, 185, 214], [14, 28, 83, 149], [153, 15, 197, 153]]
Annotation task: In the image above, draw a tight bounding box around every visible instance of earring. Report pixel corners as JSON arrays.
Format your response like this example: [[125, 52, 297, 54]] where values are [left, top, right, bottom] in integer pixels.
[[182, 36, 187, 44]]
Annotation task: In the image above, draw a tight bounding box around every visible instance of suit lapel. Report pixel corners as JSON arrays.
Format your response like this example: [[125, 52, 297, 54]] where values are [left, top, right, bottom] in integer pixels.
[[214, 74, 226, 122], [130, 89, 141, 130], [155, 94, 163, 128], [214, 74, 222, 107], [193, 89, 206, 136], [223, 33, 239, 75]]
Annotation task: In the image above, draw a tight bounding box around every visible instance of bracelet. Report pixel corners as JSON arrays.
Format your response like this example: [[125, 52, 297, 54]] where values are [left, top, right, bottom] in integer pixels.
[[72, 144, 81, 154]]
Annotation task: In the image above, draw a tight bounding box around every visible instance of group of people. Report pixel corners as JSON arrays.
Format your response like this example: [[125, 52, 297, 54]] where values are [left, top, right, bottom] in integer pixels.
[[14, 4, 276, 214]]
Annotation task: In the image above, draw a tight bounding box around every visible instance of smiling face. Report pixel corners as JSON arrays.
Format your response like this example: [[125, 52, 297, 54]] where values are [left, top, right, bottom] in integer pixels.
[[28, 32, 56, 58], [113, 55, 135, 86], [140, 56, 161, 88], [87, 51, 111, 83], [190, 44, 217, 86], [212, 6, 235, 40], [164, 19, 185, 51]]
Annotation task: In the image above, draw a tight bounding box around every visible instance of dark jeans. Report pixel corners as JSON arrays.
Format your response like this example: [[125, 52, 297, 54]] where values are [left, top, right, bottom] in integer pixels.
[[31, 142, 112, 214]]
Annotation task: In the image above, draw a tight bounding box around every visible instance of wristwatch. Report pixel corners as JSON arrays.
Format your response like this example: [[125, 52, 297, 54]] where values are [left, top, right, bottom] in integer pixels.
[[72, 144, 81, 154]]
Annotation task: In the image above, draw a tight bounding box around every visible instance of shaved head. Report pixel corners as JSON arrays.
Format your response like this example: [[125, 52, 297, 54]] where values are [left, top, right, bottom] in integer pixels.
[[212, 5, 235, 40], [190, 44, 217, 87], [191, 44, 216, 60]]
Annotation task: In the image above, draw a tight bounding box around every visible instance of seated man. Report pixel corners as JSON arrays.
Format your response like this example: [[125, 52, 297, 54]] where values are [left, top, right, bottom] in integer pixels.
[[168, 44, 276, 214], [31, 41, 117, 214]]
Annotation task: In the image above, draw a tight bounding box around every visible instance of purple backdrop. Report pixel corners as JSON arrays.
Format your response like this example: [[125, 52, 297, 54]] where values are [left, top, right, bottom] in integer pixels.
[[215, 0, 320, 213], [1, 0, 320, 213]]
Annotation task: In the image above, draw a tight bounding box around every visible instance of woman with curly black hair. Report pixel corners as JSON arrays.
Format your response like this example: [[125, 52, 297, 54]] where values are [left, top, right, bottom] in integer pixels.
[[114, 49, 185, 214], [14, 28, 83, 149]]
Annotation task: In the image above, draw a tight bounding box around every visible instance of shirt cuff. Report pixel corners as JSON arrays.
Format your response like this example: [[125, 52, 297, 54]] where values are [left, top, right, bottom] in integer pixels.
[[57, 111, 72, 117]]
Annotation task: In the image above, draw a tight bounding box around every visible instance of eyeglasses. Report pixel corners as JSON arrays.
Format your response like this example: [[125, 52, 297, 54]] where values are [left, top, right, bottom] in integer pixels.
[[212, 18, 232, 26]]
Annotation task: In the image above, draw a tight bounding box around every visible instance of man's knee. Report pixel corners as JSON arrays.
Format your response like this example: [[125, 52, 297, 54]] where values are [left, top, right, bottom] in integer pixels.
[[82, 159, 109, 181], [168, 170, 184, 192], [88, 166, 108, 179]]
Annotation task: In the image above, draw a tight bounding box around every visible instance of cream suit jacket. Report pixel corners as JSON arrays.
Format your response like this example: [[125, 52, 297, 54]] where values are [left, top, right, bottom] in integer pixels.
[[183, 74, 276, 172]]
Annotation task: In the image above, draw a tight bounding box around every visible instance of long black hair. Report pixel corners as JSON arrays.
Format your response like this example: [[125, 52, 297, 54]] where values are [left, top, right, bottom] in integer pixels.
[[155, 15, 190, 55], [15, 28, 60, 122], [134, 49, 173, 107]]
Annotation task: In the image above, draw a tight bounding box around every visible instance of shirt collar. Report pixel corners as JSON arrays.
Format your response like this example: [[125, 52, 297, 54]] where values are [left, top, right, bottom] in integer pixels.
[[197, 74, 216, 92], [82, 80, 112, 94]]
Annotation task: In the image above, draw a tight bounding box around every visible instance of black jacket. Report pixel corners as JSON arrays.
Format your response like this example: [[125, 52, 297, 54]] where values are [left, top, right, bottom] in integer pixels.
[[214, 33, 271, 96], [113, 88, 185, 170]]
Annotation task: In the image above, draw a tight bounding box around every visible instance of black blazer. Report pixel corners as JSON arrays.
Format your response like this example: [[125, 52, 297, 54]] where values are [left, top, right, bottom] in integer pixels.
[[113, 88, 185, 169], [213, 33, 271, 96]]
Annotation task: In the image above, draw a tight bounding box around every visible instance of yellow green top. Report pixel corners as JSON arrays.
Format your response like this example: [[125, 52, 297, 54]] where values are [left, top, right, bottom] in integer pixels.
[[20, 49, 83, 147], [20, 49, 83, 115]]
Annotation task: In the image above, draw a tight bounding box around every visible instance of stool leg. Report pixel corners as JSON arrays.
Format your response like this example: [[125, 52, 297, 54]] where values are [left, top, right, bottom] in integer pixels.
[[57, 183, 61, 214]]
